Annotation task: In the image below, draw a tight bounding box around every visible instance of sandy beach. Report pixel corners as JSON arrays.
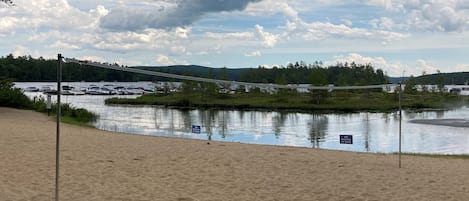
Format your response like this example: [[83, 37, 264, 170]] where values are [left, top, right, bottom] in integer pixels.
[[1, 107, 469, 201]]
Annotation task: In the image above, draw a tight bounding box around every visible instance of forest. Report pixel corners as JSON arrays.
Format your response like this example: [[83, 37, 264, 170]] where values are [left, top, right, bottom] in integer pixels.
[[1, 54, 468, 85], [1, 54, 388, 86]]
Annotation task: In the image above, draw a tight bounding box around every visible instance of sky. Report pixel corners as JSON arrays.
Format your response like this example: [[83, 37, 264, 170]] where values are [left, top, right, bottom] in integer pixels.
[[1, 0, 469, 76]]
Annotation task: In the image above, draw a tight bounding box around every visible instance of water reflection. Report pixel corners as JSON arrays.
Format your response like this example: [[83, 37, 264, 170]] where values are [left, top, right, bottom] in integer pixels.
[[273, 112, 288, 138], [15, 82, 469, 154], [308, 115, 327, 148], [363, 112, 370, 152]]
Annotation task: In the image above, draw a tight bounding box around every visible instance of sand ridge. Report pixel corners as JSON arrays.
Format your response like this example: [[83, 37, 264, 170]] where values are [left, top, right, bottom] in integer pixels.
[[1, 107, 469, 201]]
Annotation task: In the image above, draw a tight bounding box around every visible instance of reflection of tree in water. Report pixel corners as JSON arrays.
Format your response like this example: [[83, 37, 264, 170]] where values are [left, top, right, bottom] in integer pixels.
[[160, 108, 175, 135], [382, 113, 390, 123], [237, 110, 245, 122], [308, 114, 328, 148], [434, 110, 445, 118], [199, 109, 217, 141], [363, 112, 370, 152], [273, 112, 289, 138], [217, 110, 230, 138], [180, 109, 192, 133], [152, 107, 161, 129]]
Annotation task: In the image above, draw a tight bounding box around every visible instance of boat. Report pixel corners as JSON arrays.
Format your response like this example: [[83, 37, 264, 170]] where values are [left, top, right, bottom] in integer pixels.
[[23, 86, 40, 92], [85, 86, 102, 95], [60, 85, 85, 95], [449, 86, 469, 96], [125, 87, 144, 95], [85, 86, 116, 95], [41, 85, 57, 95], [99, 87, 116, 95]]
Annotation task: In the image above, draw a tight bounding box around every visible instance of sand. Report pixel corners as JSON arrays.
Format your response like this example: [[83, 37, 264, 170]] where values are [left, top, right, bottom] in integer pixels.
[[1, 107, 469, 201]]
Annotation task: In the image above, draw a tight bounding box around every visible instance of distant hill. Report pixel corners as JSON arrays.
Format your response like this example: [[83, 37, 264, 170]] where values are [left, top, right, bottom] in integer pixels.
[[413, 72, 469, 85], [387, 72, 469, 85], [387, 77, 409, 84], [1, 55, 467, 85], [135, 65, 250, 81], [137, 66, 469, 85]]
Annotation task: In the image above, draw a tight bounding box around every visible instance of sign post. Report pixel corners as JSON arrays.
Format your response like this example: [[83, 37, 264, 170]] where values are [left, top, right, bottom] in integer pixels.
[[47, 94, 51, 116], [399, 82, 402, 168], [339, 135, 353, 144], [55, 54, 62, 201], [192, 125, 201, 134]]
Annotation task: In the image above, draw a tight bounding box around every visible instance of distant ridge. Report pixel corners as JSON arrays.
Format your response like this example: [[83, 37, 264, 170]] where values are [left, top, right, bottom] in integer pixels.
[[135, 65, 250, 81]]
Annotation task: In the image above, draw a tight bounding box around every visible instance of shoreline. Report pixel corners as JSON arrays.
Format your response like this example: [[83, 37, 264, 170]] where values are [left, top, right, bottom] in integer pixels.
[[2, 107, 469, 200], [409, 119, 469, 128]]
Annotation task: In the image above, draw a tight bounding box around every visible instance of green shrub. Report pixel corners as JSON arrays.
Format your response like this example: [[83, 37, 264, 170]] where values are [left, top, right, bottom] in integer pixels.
[[1, 78, 97, 125], [0, 78, 32, 109]]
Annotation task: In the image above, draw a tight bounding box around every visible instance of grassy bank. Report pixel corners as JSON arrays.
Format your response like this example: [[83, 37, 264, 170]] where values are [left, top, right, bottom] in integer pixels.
[[1, 78, 97, 126], [401, 153, 469, 159], [105, 91, 467, 112]]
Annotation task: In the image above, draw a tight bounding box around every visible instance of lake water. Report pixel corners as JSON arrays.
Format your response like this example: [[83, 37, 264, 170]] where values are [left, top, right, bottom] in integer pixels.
[[15, 82, 469, 154]]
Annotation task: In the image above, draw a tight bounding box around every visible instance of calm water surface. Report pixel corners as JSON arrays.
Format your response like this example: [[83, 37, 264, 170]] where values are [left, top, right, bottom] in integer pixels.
[[17, 82, 469, 154]]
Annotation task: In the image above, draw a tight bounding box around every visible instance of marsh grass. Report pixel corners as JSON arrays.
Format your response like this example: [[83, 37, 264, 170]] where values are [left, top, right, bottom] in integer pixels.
[[106, 91, 466, 112]]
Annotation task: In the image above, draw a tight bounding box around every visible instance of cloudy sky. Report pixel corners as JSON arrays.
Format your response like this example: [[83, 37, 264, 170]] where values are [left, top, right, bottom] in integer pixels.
[[1, 0, 469, 76]]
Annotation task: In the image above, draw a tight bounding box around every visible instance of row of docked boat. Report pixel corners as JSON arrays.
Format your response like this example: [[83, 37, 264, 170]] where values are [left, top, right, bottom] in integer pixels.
[[22, 84, 156, 95]]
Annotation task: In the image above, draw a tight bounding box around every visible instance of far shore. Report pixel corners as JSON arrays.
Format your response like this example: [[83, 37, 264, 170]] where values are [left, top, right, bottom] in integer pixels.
[[2, 107, 469, 201]]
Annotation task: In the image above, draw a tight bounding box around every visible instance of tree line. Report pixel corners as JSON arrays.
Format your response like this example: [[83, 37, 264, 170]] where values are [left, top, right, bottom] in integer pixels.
[[0, 55, 390, 86], [0, 54, 155, 82], [239, 61, 387, 86]]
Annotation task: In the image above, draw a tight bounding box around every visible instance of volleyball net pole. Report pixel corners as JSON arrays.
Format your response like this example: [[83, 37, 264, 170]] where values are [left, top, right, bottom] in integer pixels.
[[55, 54, 62, 201]]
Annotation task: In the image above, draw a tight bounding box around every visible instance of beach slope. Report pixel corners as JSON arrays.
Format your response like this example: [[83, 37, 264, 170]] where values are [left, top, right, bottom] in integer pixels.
[[1, 107, 469, 201]]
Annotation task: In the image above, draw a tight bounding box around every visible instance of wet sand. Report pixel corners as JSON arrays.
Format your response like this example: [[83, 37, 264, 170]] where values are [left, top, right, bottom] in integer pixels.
[[410, 119, 469, 128], [2, 107, 469, 201]]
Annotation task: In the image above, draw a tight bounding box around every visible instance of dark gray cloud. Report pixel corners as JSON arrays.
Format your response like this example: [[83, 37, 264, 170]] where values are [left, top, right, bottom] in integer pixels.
[[100, 0, 262, 31]]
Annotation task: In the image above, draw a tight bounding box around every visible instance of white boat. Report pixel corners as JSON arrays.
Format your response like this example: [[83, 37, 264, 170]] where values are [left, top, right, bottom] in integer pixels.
[[68, 89, 85, 95], [23, 86, 40, 92], [125, 87, 144, 95], [85, 86, 116, 95], [85, 86, 102, 95], [41, 85, 57, 94], [449, 87, 469, 96]]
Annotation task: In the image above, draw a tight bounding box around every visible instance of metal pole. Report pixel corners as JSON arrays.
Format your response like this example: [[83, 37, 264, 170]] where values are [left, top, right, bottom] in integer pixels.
[[55, 54, 62, 201], [398, 82, 402, 168]]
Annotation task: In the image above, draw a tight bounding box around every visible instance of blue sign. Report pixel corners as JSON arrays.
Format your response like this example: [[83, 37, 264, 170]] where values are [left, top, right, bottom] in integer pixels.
[[340, 135, 353, 144], [192, 125, 201, 134]]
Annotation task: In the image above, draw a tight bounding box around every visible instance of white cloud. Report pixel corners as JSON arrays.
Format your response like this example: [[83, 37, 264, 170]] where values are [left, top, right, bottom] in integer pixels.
[[49, 41, 80, 50], [455, 64, 469, 72], [175, 27, 191, 39], [416, 59, 439, 74], [0, 17, 18, 35], [205, 32, 255, 40], [170, 46, 188, 56], [369, 17, 394, 30], [155, 54, 188, 66], [365, 0, 469, 32], [285, 20, 408, 42], [2, 0, 94, 32], [77, 55, 107, 63], [156, 54, 175, 65], [255, 25, 280, 48], [12, 45, 30, 57], [334, 53, 405, 76], [341, 19, 353, 26], [245, 50, 262, 57]]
